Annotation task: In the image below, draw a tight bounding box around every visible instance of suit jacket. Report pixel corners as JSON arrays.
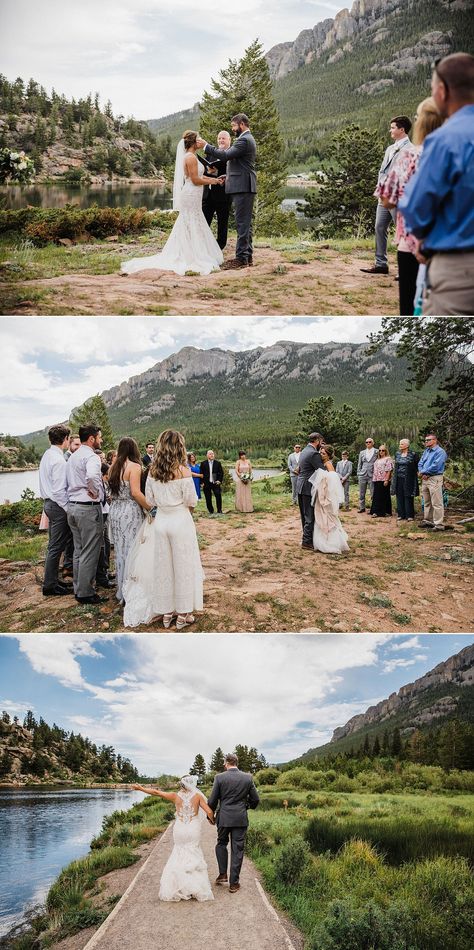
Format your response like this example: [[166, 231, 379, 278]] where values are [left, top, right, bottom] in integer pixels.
[[288, 452, 301, 476], [199, 154, 230, 207], [336, 459, 352, 482], [200, 459, 224, 486], [204, 131, 257, 195], [142, 453, 153, 468], [357, 448, 379, 478], [207, 768, 260, 828], [296, 444, 325, 496], [377, 137, 411, 186]]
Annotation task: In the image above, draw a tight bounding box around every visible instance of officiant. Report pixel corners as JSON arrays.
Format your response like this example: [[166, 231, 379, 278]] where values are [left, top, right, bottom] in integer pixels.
[[200, 131, 232, 250]]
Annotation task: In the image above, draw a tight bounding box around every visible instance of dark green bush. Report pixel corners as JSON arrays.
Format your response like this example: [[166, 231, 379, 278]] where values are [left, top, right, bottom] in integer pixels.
[[274, 835, 310, 885], [0, 498, 43, 525], [310, 900, 416, 950], [245, 826, 273, 855], [0, 205, 177, 243]]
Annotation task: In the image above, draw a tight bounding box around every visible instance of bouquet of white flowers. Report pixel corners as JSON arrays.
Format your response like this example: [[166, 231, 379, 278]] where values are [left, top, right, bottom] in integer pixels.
[[240, 471, 253, 484], [0, 149, 35, 184]]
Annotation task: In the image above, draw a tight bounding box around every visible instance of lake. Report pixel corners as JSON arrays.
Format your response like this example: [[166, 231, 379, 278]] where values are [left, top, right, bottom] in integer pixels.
[[0, 468, 281, 504], [0, 786, 142, 939], [0, 183, 308, 216]]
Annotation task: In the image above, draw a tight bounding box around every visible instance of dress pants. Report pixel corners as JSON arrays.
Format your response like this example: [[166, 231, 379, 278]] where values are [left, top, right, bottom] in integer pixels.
[[397, 250, 419, 315], [96, 513, 110, 582], [341, 480, 350, 508], [233, 192, 255, 263], [375, 203, 396, 267], [358, 476, 374, 511], [203, 191, 231, 250], [396, 485, 415, 520], [290, 474, 298, 504], [423, 252, 474, 316], [216, 825, 247, 885], [203, 483, 222, 514], [43, 499, 73, 589], [67, 503, 104, 598], [298, 491, 315, 546], [421, 475, 445, 527]]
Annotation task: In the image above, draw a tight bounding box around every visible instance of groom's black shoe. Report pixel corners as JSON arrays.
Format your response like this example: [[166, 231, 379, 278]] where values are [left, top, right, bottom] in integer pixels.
[[248, 256, 253, 266], [229, 883, 240, 893], [43, 585, 71, 597], [215, 874, 228, 885], [301, 543, 314, 551], [222, 258, 248, 270], [75, 594, 106, 605]]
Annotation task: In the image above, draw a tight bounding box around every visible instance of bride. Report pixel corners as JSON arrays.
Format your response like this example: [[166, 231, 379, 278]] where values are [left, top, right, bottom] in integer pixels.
[[133, 776, 215, 902], [309, 445, 350, 555], [121, 130, 224, 276]]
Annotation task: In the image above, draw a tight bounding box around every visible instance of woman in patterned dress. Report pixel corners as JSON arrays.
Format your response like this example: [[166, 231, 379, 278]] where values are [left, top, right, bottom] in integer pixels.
[[108, 438, 152, 602]]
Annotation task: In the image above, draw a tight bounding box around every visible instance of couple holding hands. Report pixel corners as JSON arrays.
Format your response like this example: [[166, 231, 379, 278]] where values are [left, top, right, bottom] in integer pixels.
[[121, 114, 256, 277]]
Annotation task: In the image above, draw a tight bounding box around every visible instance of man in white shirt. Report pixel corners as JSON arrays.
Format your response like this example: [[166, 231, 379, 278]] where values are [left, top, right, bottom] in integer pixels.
[[357, 438, 379, 512], [287, 444, 301, 505], [66, 424, 105, 604], [361, 115, 412, 274], [39, 424, 73, 596]]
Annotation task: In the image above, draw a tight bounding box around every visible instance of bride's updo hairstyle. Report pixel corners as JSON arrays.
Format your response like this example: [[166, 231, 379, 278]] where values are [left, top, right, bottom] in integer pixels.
[[183, 130, 198, 150], [150, 429, 187, 483], [321, 444, 334, 459]]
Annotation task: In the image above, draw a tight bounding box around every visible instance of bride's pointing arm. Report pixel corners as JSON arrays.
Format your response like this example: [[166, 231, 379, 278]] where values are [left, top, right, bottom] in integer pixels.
[[184, 153, 224, 187], [132, 784, 177, 802]]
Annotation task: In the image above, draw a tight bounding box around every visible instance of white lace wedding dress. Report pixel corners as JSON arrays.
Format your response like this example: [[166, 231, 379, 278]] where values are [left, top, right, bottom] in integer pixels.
[[159, 791, 214, 902], [121, 157, 223, 277], [309, 469, 350, 554], [123, 475, 204, 627]]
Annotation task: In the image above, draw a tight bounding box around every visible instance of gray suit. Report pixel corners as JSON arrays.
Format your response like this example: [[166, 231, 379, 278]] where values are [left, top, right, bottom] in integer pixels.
[[296, 443, 325, 546], [357, 448, 379, 511], [204, 131, 257, 264], [207, 767, 259, 885], [336, 459, 353, 508], [288, 451, 300, 504], [375, 137, 411, 267]]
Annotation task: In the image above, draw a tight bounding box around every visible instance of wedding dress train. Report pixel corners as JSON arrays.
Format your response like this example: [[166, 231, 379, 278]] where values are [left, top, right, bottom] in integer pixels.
[[159, 791, 214, 902], [309, 469, 350, 554], [121, 157, 223, 277]]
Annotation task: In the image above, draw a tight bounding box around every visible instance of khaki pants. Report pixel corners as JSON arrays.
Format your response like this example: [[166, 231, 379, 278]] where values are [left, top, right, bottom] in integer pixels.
[[423, 252, 474, 316], [421, 474, 444, 527]]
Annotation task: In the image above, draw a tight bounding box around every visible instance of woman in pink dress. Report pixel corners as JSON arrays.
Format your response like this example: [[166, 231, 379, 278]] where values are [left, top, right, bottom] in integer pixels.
[[370, 445, 394, 518], [235, 451, 254, 513]]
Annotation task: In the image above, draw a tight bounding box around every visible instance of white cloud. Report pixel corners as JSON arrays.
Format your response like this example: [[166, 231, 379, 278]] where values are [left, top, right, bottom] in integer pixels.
[[388, 636, 422, 652], [382, 657, 419, 674], [0, 699, 35, 719], [17, 636, 102, 690]]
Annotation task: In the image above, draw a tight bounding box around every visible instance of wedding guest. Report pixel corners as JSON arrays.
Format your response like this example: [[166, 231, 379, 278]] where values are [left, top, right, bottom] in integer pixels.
[[399, 53, 474, 315], [66, 425, 105, 605], [391, 439, 419, 522], [202, 131, 232, 250], [335, 451, 352, 510], [235, 451, 253, 513], [296, 432, 326, 549], [418, 432, 448, 530], [187, 452, 203, 499], [64, 434, 80, 461], [123, 429, 204, 631], [39, 424, 73, 597], [95, 461, 112, 589], [143, 442, 155, 467], [370, 445, 394, 518], [108, 438, 152, 603], [288, 443, 301, 505], [357, 438, 379, 512], [106, 449, 117, 466], [200, 450, 224, 515], [377, 97, 444, 314], [361, 115, 412, 275]]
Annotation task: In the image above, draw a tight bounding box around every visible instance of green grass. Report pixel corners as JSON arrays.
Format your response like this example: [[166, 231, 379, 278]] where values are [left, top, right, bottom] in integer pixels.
[[0, 525, 45, 562]]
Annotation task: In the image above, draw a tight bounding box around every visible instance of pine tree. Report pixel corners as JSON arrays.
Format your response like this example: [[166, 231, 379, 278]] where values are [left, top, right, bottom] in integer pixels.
[[199, 39, 296, 237], [190, 753, 206, 783], [372, 735, 381, 757], [69, 394, 115, 451], [296, 395, 361, 449], [362, 734, 371, 757], [391, 727, 402, 758], [210, 747, 225, 772]]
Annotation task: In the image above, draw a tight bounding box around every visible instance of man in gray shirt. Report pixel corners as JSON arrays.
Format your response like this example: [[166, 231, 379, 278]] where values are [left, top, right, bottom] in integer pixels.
[[357, 437, 379, 512], [336, 451, 353, 510], [66, 424, 105, 604], [207, 752, 260, 893], [287, 443, 301, 505]]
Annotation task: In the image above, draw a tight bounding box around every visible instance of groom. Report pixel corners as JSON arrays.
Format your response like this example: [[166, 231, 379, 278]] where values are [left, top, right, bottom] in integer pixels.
[[197, 114, 257, 269], [296, 432, 326, 550], [207, 752, 260, 893]]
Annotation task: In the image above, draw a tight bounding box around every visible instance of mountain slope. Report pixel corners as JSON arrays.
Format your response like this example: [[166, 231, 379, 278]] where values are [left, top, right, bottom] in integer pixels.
[[297, 643, 474, 761], [20, 341, 440, 456]]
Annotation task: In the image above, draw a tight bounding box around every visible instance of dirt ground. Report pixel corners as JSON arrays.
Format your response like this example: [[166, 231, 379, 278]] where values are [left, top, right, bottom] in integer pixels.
[[1, 503, 472, 633], [2, 239, 399, 315]]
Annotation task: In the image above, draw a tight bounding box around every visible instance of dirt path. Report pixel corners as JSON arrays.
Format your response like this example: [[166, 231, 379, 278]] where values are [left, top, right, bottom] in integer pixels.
[[81, 819, 300, 950], [0, 503, 472, 633], [4, 241, 398, 315]]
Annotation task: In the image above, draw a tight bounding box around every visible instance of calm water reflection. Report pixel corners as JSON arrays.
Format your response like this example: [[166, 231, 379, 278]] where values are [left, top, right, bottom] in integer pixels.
[[0, 182, 173, 211], [0, 786, 142, 938]]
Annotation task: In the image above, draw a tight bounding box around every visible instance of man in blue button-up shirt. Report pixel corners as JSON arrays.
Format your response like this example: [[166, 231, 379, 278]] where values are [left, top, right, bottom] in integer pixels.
[[418, 433, 448, 530], [399, 52, 474, 315]]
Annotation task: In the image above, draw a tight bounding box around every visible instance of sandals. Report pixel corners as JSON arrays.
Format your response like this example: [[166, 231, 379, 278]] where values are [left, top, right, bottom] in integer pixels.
[[163, 613, 175, 628], [176, 613, 195, 631]]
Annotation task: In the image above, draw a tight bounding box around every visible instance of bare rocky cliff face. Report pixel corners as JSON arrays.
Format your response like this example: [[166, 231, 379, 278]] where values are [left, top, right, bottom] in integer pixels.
[[331, 643, 474, 741], [265, 0, 458, 82], [100, 341, 397, 410]]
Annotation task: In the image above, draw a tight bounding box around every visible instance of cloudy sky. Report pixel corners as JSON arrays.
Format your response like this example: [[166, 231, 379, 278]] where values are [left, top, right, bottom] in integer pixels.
[[0, 634, 470, 774], [0, 316, 382, 435], [1, 1, 342, 119]]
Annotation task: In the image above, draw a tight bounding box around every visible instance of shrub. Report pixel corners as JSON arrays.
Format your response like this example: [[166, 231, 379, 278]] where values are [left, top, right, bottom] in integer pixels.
[[0, 205, 178, 243], [0, 498, 43, 526], [255, 767, 281, 786], [245, 826, 273, 855], [310, 899, 416, 950], [274, 835, 311, 885]]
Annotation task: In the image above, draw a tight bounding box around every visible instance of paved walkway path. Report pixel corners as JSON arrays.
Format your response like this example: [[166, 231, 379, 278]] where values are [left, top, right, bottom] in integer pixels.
[[83, 820, 298, 950]]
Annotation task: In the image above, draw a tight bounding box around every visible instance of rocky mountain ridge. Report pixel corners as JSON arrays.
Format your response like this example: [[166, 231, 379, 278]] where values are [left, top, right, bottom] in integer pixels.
[[331, 643, 474, 741]]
